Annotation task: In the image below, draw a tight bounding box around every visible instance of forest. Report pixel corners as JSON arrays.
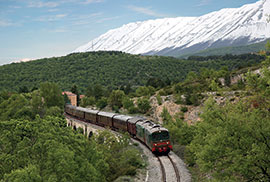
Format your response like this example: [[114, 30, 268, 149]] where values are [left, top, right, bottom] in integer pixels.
[[1, 47, 270, 181], [0, 82, 144, 182], [160, 50, 270, 181], [179, 39, 269, 58], [0, 51, 265, 93]]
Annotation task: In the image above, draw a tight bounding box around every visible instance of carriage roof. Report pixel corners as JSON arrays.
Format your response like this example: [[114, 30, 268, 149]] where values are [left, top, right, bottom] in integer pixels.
[[98, 111, 116, 118], [113, 115, 133, 122]]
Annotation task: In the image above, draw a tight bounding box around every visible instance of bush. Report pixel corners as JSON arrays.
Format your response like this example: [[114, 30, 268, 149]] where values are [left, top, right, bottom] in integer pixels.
[[45, 106, 63, 117], [181, 106, 188, 113], [96, 97, 108, 109], [128, 106, 139, 114], [80, 96, 95, 107], [156, 95, 162, 105], [137, 98, 151, 114], [158, 89, 167, 96], [122, 96, 134, 110]]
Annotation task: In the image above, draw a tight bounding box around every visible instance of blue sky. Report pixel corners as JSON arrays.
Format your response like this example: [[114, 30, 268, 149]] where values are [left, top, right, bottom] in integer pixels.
[[0, 0, 259, 65]]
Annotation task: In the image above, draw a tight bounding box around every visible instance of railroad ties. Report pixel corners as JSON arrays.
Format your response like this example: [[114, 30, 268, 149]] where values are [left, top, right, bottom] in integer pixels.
[[157, 154, 181, 182]]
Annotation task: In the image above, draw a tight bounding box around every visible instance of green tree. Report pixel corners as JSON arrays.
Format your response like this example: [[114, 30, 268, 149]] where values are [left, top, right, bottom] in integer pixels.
[[135, 86, 155, 97], [3, 165, 41, 182], [209, 79, 219, 91], [45, 106, 63, 117], [266, 40, 270, 53], [63, 93, 70, 104], [108, 90, 125, 109], [80, 96, 95, 107], [40, 82, 64, 108], [122, 96, 134, 110], [0, 94, 33, 120], [188, 98, 270, 181], [31, 91, 45, 117], [137, 97, 151, 114], [18, 86, 29, 94], [96, 97, 108, 110], [86, 84, 104, 100]]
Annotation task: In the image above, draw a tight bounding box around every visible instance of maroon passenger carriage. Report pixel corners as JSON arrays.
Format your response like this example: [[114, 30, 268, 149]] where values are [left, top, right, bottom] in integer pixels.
[[65, 104, 172, 154]]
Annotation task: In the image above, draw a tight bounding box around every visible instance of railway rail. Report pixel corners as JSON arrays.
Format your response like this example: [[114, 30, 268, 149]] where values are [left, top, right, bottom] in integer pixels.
[[65, 113, 183, 182], [157, 155, 181, 182]]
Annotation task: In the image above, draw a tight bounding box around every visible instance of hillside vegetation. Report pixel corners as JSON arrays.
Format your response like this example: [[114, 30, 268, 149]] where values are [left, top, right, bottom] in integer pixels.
[[0, 51, 264, 93], [179, 39, 269, 58], [0, 82, 144, 182], [1, 49, 270, 181]]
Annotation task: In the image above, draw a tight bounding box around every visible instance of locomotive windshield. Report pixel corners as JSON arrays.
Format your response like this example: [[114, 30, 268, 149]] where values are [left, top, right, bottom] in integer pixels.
[[152, 131, 169, 141]]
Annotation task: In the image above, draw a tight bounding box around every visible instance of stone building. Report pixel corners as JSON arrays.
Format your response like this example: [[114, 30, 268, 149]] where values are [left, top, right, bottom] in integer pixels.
[[62, 91, 77, 106]]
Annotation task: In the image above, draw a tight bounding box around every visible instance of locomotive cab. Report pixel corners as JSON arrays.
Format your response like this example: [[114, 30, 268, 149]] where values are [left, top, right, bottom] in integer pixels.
[[151, 130, 172, 154]]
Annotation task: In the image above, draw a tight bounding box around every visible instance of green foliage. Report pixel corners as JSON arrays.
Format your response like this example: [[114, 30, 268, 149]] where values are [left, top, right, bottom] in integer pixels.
[[31, 91, 45, 117], [161, 107, 195, 147], [209, 80, 220, 91], [93, 130, 144, 181], [181, 106, 188, 113], [146, 77, 166, 88], [63, 93, 70, 104], [0, 116, 144, 181], [40, 82, 64, 109], [0, 51, 264, 93], [127, 106, 139, 114], [137, 97, 151, 114], [0, 117, 106, 182], [188, 98, 270, 181], [135, 86, 155, 97], [0, 94, 34, 121], [18, 86, 29, 94], [266, 40, 270, 53], [122, 96, 134, 110], [96, 97, 108, 110], [45, 106, 63, 117], [86, 84, 105, 100], [3, 165, 42, 182], [80, 96, 95, 107], [108, 90, 125, 109], [180, 42, 269, 57], [156, 94, 162, 105], [0, 83, 65, 120]]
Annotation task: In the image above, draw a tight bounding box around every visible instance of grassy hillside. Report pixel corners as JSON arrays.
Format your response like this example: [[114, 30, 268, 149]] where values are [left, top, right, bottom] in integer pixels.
[[179, 40, 269, 58], [0, 51, 264, 93]]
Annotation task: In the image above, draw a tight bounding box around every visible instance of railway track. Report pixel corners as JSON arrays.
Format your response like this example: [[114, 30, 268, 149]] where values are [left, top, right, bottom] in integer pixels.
[[66, 114, 183, 182], [157, 155, 181, 182]]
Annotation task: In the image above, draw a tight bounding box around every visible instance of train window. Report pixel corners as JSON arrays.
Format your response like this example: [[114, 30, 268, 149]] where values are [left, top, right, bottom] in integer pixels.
[[152, 131, 169, 141]]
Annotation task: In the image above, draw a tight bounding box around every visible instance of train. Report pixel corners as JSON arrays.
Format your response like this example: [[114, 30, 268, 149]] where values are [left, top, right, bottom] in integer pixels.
[[65, 104, 172, 154]]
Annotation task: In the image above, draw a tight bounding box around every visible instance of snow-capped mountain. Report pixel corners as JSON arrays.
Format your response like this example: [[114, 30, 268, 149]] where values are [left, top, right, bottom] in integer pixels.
[[74, 0, 270, 56]]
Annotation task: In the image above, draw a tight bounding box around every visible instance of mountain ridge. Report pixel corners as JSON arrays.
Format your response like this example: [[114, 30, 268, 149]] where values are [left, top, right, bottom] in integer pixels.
[[74, 0, 270, 57]]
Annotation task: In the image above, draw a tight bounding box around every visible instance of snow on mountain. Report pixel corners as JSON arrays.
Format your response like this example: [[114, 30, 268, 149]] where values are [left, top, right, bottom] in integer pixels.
[[74, 0, 270, 56]]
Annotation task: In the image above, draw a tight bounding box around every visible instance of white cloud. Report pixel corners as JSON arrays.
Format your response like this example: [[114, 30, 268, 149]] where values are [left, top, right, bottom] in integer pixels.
[[0, 19, 18, 27], [127, 5, 167, 18], [28, 1, 59, 8], [81, 0, 104, 4], [36, 14, 67, 22], [48, 8, 59, 12], [50, 28, 68, 33], [71, 12, 103, 25], [9, 5, 21, 9], [96, 16, 120, 23]]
